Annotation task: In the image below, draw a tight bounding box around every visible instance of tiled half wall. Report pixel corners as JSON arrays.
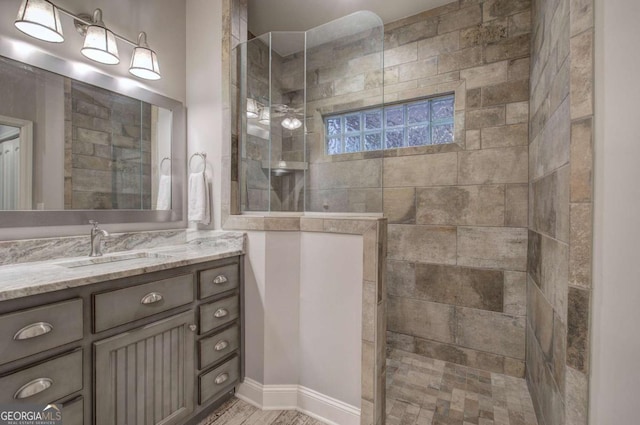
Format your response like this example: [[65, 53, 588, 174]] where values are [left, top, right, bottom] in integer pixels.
[[225, 216, 388, 425]]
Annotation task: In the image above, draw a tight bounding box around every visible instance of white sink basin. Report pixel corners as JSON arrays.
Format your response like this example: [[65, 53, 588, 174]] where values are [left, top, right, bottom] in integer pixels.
[[55, 252, 174, 268]]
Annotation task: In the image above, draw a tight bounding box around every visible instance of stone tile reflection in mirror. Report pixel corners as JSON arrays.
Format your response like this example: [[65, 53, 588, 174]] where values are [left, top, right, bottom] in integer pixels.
[[0, 54, 173, 211]]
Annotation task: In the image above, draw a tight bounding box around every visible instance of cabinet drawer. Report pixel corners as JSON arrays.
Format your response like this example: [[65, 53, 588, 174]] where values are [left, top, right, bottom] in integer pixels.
[[94, 274, 194, 332], [62, 397, 84, 425], [199, 325, 239, 370], [199, 356, 239, 405], [199, 296, 238, 335], [0, 349, 83, 404], [199, 263, 239, 299], [0, 299, 83, 366]]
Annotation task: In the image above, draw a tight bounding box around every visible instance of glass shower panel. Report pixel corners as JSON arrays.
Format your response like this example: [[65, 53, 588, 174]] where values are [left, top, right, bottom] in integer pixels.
[[269, 32, 306, 212], [304, 12, 384, 213], [239, 32, 306, 212], [239, 33, 271, 212], [237, 11, 384, 214]]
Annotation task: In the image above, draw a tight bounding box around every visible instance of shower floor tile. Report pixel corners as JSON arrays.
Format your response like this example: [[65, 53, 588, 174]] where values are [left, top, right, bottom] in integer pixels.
[[386, 349, 539, 425]]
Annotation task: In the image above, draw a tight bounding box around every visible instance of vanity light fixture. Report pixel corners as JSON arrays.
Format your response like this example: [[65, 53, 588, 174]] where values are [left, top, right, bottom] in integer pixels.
[[13, 1, 162, 80], [80, 9, 119, 65], [14, 0, 64, 43]]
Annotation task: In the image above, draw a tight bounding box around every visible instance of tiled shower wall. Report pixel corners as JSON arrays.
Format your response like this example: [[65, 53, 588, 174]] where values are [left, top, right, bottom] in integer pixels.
[[303, 23, 385, 214], [381, 0, 531, 377], [527, 0, 593, 423]]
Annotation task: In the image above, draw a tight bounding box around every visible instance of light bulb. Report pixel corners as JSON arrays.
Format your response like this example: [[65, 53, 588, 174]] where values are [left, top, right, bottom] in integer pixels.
[[282, 117, 302, 130]]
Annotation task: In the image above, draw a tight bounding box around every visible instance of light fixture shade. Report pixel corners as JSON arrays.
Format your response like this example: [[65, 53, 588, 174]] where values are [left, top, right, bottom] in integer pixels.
[[247, 98, 259, 118], [15, 0, 64, 43], [258, 107, 270, 125], [81, 10, 119, 65], [282, 117, 302, 130], [82, 24, 119, 64], [129, 32, 161, 80]]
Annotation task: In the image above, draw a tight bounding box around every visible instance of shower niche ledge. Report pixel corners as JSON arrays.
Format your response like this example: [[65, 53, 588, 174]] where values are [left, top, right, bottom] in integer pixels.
[[261, 160, 308, 176]]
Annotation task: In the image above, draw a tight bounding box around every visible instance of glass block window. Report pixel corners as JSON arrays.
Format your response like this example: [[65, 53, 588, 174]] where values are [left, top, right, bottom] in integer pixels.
[[324, 95, 455, 155]]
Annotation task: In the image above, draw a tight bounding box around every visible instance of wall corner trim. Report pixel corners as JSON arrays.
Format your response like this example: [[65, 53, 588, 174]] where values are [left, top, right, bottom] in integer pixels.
[[236, 378, 361, 425]]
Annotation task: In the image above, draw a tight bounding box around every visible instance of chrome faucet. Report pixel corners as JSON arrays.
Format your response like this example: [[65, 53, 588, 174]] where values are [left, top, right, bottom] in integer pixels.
[[89, 220, 110, 257]]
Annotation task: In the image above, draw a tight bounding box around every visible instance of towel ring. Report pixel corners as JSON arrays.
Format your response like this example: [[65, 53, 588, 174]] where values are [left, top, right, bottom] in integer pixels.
[[160, 157, 171, 176], [189, 152, 207, 173]]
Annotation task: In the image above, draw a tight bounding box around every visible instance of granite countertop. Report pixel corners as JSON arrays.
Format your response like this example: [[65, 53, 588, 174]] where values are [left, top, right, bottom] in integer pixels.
[[0, 231, 245, 301]]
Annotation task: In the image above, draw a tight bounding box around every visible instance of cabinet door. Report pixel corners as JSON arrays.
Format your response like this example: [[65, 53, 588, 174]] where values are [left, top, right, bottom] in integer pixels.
[[94, 311, 195, 425]]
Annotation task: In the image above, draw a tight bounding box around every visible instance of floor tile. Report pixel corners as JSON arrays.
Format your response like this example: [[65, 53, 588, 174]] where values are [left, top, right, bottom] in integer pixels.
[[386, 349, 539, 425]]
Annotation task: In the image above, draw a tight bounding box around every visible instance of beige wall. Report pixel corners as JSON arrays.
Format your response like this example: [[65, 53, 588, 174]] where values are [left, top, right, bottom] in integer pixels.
[[527, 0, 594, 423], [591, 0, 640, 423], [186, 0, 224, 230]]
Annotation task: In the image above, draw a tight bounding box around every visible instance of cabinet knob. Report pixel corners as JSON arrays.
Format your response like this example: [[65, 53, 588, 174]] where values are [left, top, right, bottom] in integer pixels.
[[189, 324, 197, 332], [214, 340, 229, 351], [214, 372, 229, 385], [14, 378, 53, 399], [213, 275, 228, 285], [214, 308, 228, 318], [13, 322, 53, 340], [141, 292, 164, 305]]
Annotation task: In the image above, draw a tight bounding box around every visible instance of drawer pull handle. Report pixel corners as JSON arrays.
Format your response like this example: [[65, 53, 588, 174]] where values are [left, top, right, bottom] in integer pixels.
[[214, 373, 229, 385], [214, 340, 229, 351], [141, 292, 164, 305], [214, 308, 228, 318], [13, 322, 53, 340], [213, 275, 228, 284], [14, 378, 53, 399]]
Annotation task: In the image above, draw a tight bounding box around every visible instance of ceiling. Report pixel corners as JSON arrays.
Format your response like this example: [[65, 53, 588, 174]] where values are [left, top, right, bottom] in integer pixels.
[[247, 0, 454, 36]]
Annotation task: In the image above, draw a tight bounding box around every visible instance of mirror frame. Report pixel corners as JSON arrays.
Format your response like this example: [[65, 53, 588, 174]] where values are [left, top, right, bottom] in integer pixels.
[[0, 38, 186, 228]]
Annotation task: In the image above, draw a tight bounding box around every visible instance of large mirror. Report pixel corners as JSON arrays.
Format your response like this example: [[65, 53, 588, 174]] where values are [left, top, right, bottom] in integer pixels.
[[0, 43, 185, 228]]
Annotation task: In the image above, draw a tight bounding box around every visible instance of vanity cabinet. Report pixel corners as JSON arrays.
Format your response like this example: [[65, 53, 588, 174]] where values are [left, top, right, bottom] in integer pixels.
[[0, 255, 243, 425]]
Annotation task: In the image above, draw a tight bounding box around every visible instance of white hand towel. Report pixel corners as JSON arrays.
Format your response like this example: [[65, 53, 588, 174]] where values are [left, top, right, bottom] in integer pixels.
[[188, 171, 210, 225], [156, 175, 172, 210]]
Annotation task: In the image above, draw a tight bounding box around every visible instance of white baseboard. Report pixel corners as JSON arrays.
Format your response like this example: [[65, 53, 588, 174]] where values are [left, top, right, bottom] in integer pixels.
[[236, 378, 360, 425]]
